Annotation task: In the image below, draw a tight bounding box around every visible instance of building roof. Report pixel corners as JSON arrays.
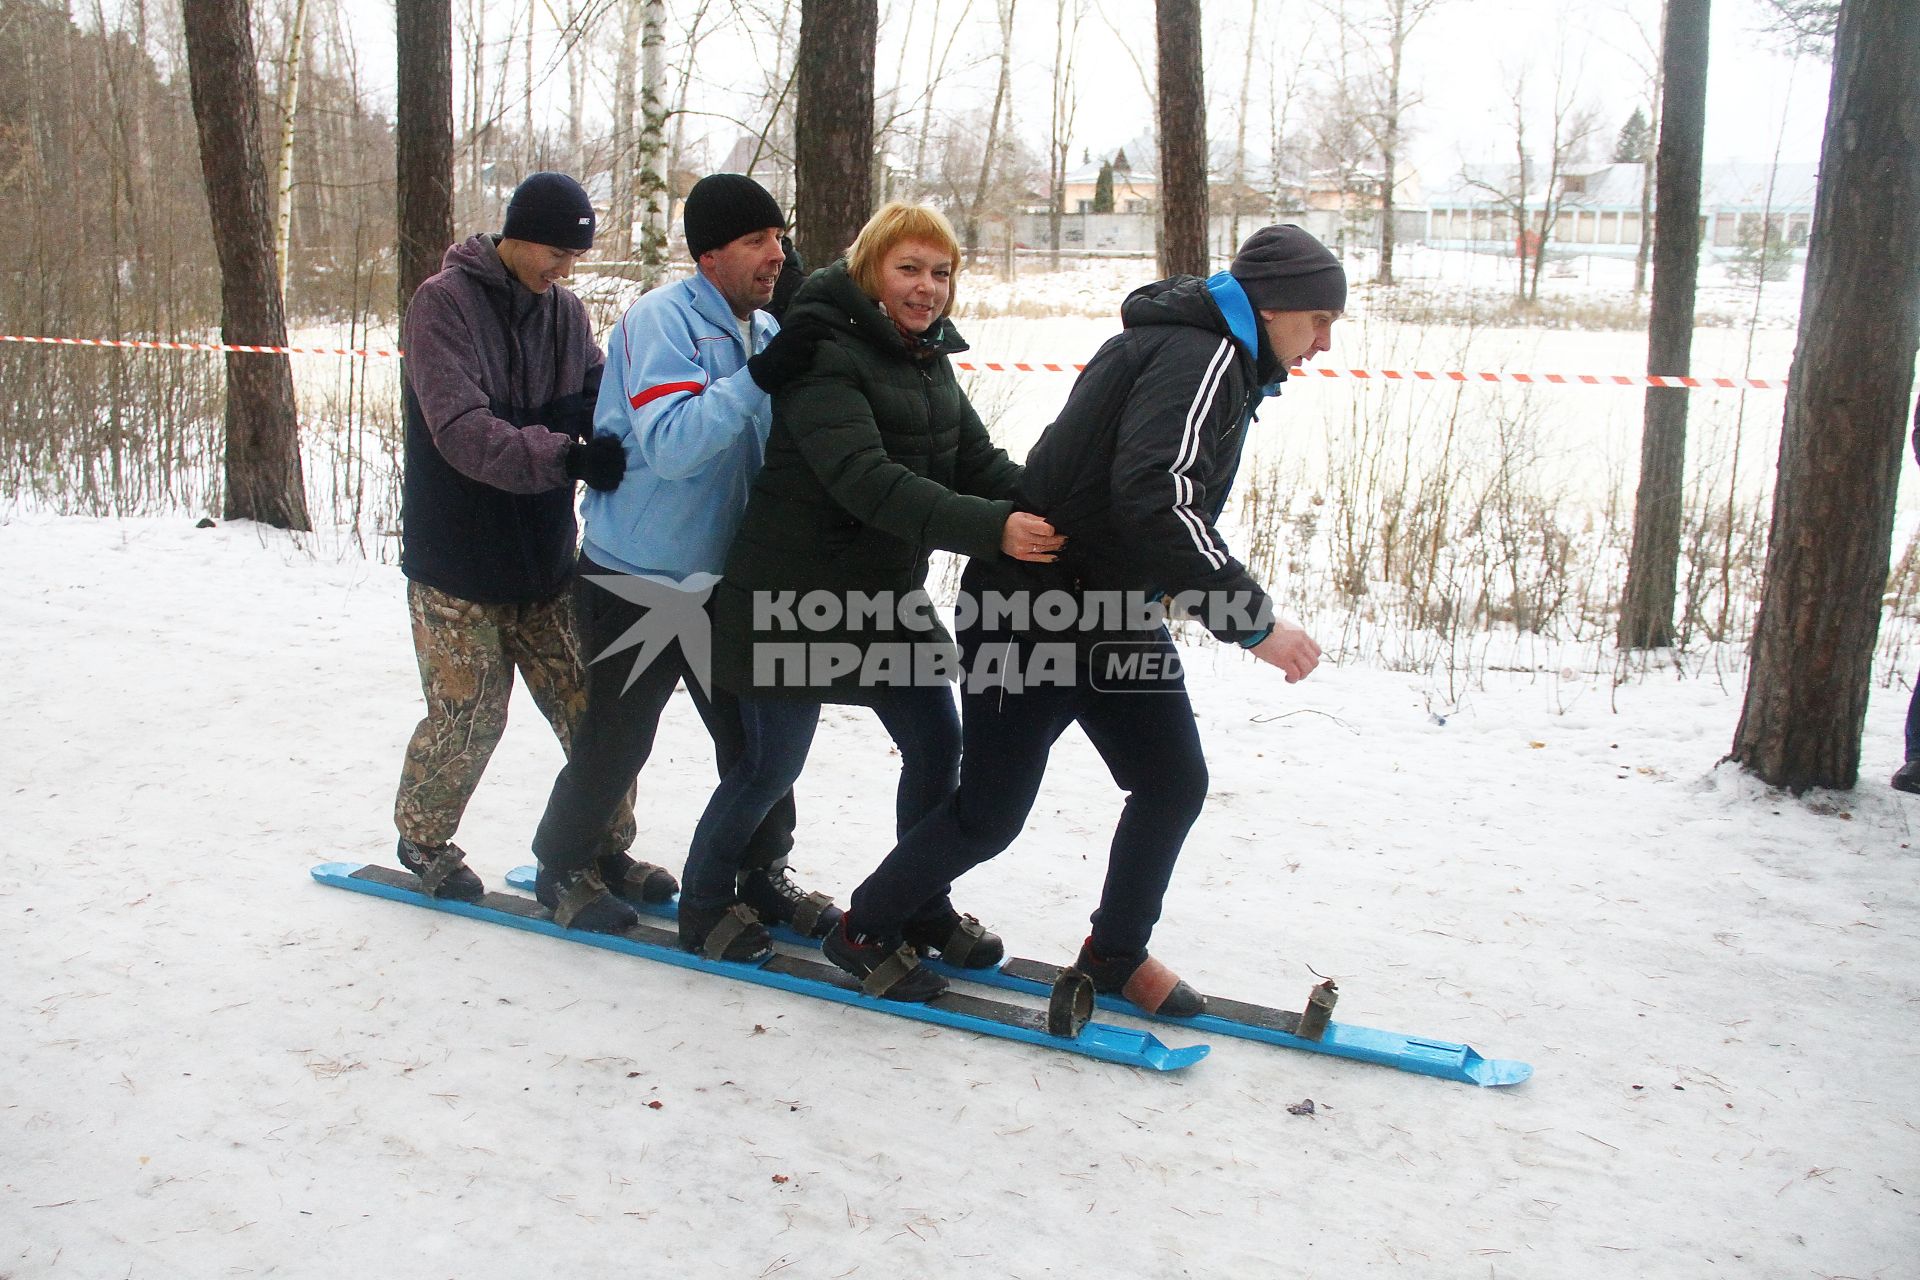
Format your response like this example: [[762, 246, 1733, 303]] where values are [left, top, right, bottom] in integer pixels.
[[1429, 160, 1818, 211]]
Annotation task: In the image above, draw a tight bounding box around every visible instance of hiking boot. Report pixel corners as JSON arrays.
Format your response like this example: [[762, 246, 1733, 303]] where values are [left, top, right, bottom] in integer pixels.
[[677, 901, 774, 963], [823, 916, 948, 1002], [596, 850, 680, 904], [534, 864, 638, 934], [396, 838, 484, 903], [1075, 938, 1206, 1018], [1894, 760, 1920, 794], [739, 861, 841, 938], [901, 906, 1004, 969]]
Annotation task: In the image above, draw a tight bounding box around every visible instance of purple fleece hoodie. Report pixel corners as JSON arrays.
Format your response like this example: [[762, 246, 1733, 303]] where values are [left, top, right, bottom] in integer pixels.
[[402, 234, 605, 494]]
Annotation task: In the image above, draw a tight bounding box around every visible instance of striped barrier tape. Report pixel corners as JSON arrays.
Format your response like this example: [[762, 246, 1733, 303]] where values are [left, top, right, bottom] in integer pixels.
[[953, 360, 1786, 389], [2, 333, 1786, 388], [1, 333, 402, 358]]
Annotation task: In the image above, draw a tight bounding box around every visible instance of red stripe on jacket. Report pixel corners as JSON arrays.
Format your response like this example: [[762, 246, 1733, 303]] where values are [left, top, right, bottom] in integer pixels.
[[629, 380, 706, 409]]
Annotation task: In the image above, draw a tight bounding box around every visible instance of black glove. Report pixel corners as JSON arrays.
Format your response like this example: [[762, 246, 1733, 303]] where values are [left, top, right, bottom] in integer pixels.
[[745, 320, 823, 394], [541, 389, 597, 441], [565, 432, 626, 492], [768, 236, 807, 322]]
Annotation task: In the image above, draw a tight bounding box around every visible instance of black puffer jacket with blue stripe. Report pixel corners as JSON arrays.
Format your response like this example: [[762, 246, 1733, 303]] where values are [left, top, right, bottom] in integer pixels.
[[966, 272, 1287, 646]]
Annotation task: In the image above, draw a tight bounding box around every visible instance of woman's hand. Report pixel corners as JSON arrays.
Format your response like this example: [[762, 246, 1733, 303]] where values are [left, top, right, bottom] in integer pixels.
[[1002, 512, 1066, 563]]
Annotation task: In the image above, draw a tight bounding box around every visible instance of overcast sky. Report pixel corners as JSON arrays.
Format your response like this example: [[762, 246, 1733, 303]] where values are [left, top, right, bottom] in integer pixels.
[[332, 0, 1832, 190]]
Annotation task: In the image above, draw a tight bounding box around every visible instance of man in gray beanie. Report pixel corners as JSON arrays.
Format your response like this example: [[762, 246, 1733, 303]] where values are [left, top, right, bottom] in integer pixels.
[[826, 224, 1344, 1009], [391, 170, 673, 912]]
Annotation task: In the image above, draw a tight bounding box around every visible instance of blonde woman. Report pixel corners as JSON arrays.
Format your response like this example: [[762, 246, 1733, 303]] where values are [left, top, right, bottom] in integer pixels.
[[677, 203, 1061, 971]]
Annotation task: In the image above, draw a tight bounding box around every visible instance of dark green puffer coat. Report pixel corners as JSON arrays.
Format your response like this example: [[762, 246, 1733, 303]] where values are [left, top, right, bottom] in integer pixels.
[[710, 260, 1022, 703]]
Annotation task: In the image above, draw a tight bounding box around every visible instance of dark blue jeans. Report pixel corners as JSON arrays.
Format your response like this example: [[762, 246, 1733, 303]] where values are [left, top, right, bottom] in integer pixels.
[[680, 685, 963, 910], [532, 555, 795, 874], [848, 626, 1209, 960]]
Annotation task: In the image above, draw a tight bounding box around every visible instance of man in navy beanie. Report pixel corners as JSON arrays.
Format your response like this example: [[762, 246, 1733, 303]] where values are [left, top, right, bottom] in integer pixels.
[[530, 172, 839, 940], [827, 225, 1344, 1008], [390, 170, 675, 913]]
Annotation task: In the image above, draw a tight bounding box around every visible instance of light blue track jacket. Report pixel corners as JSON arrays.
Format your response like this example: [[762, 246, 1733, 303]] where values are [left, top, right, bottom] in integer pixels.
[[580, 270, 777, 581]]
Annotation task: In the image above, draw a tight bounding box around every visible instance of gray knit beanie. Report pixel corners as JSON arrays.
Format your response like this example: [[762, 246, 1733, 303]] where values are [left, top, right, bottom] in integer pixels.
[[1230, 225, 1347, 313]]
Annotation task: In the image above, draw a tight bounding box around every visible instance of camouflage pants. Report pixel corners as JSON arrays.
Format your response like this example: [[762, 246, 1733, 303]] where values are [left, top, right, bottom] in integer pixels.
[[394, 580, 638, 854]]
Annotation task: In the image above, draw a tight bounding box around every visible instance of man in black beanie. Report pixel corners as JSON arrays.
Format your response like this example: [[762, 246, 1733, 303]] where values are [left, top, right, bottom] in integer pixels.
[[529, 172, 837, 939], [390, 170, 675, 914], [828, 224, 1343, 1009]]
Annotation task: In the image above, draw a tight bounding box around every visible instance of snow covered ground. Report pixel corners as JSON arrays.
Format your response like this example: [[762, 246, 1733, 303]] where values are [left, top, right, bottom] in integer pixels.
[[4, 515, 1917, 1278]]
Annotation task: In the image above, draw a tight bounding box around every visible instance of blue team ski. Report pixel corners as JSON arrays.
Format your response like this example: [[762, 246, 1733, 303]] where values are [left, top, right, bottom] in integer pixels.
[[313, 863, 1208, 1072], [504, 864, 1529, 1088]]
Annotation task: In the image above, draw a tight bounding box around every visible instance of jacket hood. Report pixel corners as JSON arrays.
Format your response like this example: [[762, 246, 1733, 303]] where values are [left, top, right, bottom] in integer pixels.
[[443, 233, 518, 299], [1121, 272, 1286, 389], [785, 260, 969, 358]]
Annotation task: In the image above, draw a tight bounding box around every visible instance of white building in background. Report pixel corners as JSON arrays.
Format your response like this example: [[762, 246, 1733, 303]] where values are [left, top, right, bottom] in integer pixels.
[[1423, 161, 1818, 260]]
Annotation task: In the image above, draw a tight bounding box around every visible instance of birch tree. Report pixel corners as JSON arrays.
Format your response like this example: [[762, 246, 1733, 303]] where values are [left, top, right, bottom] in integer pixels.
[[272, 0, 309, 299]]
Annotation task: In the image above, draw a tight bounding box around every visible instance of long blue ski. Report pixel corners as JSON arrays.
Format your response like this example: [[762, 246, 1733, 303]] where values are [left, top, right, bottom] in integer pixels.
[[313, 863, 1207, 1072], [505, 864, 1528, 1088]]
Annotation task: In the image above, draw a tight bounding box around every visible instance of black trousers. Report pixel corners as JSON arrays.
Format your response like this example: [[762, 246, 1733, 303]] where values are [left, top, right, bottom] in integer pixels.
[[531, 554, 796, 874], [847, 626, 1209, 959]]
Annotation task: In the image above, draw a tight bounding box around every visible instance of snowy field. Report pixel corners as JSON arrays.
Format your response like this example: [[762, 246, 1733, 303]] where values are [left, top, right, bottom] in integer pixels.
[[4, 515, 1917, 1278]]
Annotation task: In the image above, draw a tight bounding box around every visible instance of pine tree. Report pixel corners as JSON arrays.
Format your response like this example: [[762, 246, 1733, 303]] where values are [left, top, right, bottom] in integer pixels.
[[1614, 105, 1652, 163], [1093, 159, 1114, 213]]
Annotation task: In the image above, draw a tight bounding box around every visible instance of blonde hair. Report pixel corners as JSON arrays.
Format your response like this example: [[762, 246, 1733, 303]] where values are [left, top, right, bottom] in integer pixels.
[[846, 203, 962, 315]]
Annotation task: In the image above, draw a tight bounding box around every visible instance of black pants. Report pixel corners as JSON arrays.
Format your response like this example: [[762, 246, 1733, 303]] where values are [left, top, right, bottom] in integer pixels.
[[531, 554, 796, 874], [847, 626, 1209, 959]]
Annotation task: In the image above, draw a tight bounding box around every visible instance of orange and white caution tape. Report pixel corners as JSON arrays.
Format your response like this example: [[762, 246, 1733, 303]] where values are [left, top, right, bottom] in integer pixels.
[[3, 333, 1787, 388], [0, 333, 402, 358], [953, 359, 1786, 389]]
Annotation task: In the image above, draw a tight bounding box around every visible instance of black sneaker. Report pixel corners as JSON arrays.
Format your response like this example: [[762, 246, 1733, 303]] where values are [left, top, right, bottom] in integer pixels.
[[1894, 760, 1920, 794], [901, 907, 1004, 969], [534, 864, 638, 934], [1074, 938, 1206, 1018], [823, 917, 948, 1002], [678, 902, 773, 962], [396, 838, 484, 902], [596, 851, 680, 904], [739, 862, 842, 938]]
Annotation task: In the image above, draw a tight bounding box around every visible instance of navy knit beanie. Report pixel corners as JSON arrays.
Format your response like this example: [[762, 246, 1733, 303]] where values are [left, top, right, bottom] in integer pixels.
[[1230, 225, 1347, 313], [502, 172, 596, 251], [683, 174, 785, 258]]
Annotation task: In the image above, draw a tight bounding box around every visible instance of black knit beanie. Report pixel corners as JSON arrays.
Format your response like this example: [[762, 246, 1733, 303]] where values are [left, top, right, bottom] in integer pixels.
[[502, 172, 596, 251], [1230, 224, 1348, 313], [684, 174, 785, 258]]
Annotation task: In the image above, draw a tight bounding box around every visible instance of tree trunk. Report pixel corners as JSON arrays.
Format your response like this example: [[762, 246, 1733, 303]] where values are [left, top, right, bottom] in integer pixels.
[[794, 0, 876, 269], [1376, 0, 1405, 286], [396, 0, 454, 325], [610, 0, 639, 260], [272, 0, 308, 301], [638, 0, 669, 281], [1617, 0, 1709, 649], [1730, 0, 1920, 791], [966, 0, 1017, 258], [1230, 0, 1257, 253], [182, 0, 310, 530], [1048, 0, 1078, 265], [1155, 0, 1207, 278]]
